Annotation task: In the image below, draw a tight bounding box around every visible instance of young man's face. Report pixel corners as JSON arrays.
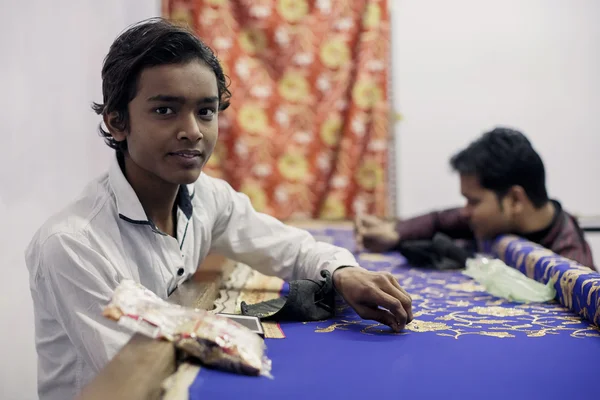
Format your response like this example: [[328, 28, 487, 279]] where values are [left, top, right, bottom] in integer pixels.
[[115, 60, 219, 186], [459, 174, 514, 239]]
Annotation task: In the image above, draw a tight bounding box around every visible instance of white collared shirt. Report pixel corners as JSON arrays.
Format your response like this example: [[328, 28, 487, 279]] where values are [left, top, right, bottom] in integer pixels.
[[25, 155, 359, 400]]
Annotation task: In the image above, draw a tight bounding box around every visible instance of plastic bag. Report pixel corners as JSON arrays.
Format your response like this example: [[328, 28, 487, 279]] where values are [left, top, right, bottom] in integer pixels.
[[463, 256, 556, 303], [103, 279, 272, 377]]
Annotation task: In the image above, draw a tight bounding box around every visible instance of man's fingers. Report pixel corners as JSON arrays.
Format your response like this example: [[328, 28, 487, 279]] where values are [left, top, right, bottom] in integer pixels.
[[363, 288, 409, 330], [355, 305, 401, 333], [353, 214, 366, 252], [361, 234, 375, 252], [380, 277, 413, 323], [354, 229, 364, 252], [354, 210, 367, 233], [355, 235, 364, 253], [361, 232, 385, 253], [384, 274, 413, 318], [380, 290, 410, 328], [361, 214, 382, 228]]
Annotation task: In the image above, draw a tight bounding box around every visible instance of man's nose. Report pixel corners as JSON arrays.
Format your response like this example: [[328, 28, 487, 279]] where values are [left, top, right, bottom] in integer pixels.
[[177, 114, 203, 142]]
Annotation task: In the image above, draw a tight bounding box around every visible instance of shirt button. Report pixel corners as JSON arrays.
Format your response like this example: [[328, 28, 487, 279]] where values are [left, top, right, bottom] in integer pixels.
[[177, 268, 185, 276]]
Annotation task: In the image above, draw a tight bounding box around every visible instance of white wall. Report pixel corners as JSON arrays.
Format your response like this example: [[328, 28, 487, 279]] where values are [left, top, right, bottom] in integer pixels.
[[0, 2, 161, 399], [391, 0, 600, 219]]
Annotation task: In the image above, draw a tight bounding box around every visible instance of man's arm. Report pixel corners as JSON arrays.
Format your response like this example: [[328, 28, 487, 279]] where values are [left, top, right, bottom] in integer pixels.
[[28, 233, 131, 374], [355, 208, 474, 253], [557, 246, 595, 270], [550, 233, 596, 270], [396, 207, 474, 242], [207, 178, 412, 331], [209, 179, 360, 282]]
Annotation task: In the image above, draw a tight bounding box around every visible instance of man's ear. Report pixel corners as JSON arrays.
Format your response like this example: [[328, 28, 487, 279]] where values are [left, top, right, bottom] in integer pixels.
[[507, 185, 527, 213], [103, 111, 128, 143]]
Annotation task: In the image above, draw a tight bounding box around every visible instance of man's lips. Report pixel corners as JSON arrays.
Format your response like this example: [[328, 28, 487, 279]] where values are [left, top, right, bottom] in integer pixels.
[[169, 150, 203, 158]]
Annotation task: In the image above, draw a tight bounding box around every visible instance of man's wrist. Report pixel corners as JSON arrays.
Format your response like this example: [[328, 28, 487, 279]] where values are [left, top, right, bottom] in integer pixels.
[[332, 265, 355, 292]]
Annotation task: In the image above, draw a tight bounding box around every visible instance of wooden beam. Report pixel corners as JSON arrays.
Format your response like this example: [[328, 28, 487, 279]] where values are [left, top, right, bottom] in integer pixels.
[[77, 254, 235, 399], [76, 334, 176, 400]]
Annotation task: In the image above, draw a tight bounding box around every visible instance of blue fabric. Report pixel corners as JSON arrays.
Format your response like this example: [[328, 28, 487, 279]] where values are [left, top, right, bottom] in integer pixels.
[[493, 235, 600, 326], [189, 226, 600, 400]]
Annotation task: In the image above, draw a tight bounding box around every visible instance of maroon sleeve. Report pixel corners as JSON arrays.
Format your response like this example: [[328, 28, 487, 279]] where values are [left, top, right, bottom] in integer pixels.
[[543, 213, 596, 270], [558, 246, 595, 270], [395, 207, 474, 241]]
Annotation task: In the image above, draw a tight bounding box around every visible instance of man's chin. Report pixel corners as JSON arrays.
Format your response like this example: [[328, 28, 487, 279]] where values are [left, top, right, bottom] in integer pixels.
[[170, 169, 202, 185]]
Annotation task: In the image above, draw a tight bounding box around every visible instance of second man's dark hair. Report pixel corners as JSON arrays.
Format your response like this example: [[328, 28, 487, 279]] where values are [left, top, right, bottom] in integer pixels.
[[450, 127, 549, 208]]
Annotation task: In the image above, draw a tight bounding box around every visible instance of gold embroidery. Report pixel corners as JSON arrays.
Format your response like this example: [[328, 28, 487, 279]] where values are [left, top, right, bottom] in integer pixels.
[[525, 250, 553, 278], [446, 300, 472, 307], [314, 320, 357, 333], [478, 331, 515, 338], [468, 307, 527, 317], [405, 320, 450, 332], [311, 266, 599, 339], [445, 282, 485, 293], [516, 253, 525, 271], [493, 236, 512, 258], [559, 269, 590, 309], [571, 326, 600, 338], [582, 278, 600, 306]]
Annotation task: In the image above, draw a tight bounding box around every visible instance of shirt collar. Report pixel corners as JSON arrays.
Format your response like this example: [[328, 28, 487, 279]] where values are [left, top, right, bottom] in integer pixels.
[[522, 200, 562, 244], [108, 153, 195, 224]]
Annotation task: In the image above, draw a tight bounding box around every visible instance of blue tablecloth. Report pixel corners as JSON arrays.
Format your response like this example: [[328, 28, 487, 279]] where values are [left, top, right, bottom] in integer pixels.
[[189, 226, 600, 400]]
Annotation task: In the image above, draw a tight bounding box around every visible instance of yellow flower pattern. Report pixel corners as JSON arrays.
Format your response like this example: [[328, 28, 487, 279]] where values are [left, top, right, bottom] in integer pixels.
[[319, 195, 347, 219], [355, 159, 384, 190], [278, 151, 309, 181], [240, 181, 268, 212], [363, 3, 381, 29], [238, 28, 267, 54], [320, 114, 342, 147], [237, 104, 269, 135], [276, 0, 309, 23], [278, 71, 310, 102], [319, 38, 351, 69], [169, 5, 193, 27], [352, 78, 383, 109], [165, 0, 392, 219]]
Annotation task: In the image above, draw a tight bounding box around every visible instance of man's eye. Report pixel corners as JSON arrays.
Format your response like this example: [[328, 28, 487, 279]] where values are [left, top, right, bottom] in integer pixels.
[[198, 108, 216, 119], [154, 107, 174, 115]]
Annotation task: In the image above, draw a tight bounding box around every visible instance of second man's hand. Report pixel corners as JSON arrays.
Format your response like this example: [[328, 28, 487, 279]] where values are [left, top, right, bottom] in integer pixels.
[[354, 214, 400, 253]]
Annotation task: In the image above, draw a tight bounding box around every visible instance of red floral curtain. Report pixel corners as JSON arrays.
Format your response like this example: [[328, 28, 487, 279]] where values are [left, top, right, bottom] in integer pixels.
[[163, 0, 392, 220]]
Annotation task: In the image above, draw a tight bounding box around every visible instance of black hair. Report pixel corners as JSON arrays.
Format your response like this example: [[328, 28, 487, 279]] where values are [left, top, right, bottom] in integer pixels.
[[450, 127, 549, 208], [92, 17, 231, 153]]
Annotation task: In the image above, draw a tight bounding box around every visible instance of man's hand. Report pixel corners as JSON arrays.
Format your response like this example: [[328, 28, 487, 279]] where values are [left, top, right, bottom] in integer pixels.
[[332, 267, 413, 332], [354, 214, 400, 253]]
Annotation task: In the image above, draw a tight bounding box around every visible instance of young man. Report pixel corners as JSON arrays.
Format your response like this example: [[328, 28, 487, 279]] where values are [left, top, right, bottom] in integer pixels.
[[356, 128, 595, 269], [25, 19, 412, 400]]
